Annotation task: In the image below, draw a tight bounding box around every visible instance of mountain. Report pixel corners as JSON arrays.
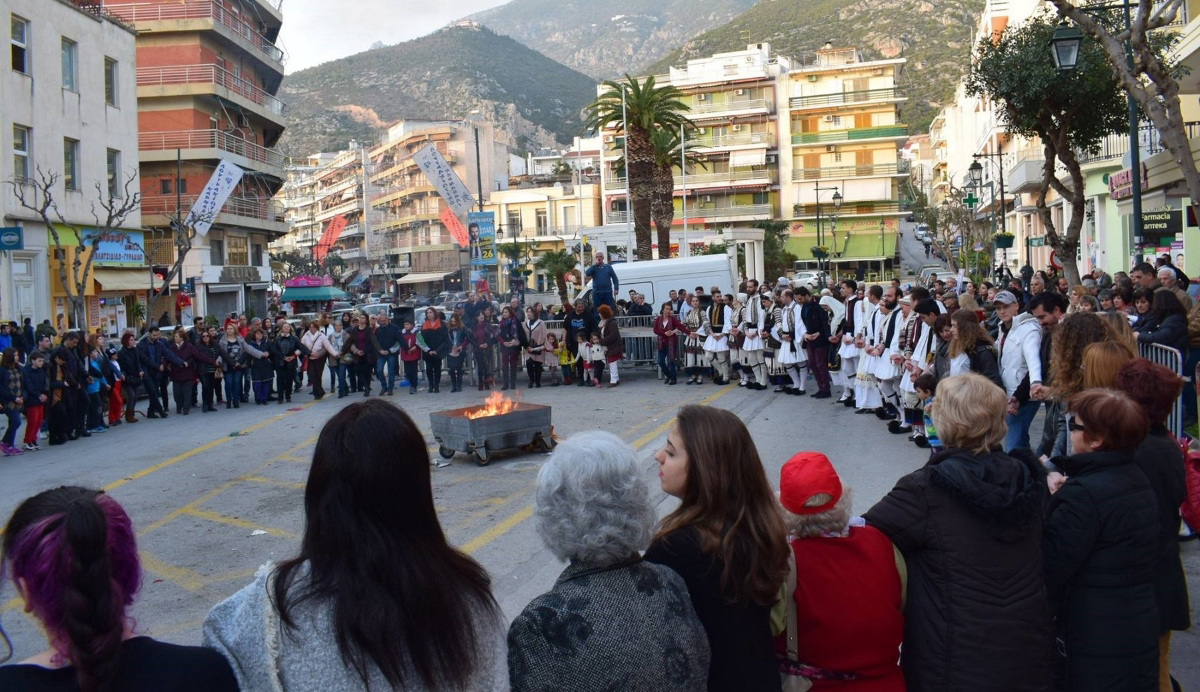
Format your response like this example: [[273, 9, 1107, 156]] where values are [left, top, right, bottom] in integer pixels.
[[278, 24, 598, 157], [470, 0, 760, 78], [647, 0, 986, 134]]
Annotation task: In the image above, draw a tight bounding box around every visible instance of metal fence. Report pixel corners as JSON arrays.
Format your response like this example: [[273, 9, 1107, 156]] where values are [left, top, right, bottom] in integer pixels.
[[1139, 342, 1184, 437]]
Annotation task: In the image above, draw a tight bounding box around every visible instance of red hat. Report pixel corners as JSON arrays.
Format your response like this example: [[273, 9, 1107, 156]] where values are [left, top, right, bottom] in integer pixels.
[[779, 452, 842, 515]]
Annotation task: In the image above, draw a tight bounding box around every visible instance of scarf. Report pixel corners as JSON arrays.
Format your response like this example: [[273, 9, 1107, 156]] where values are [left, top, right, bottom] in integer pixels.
[[422, 317, 442, 331]]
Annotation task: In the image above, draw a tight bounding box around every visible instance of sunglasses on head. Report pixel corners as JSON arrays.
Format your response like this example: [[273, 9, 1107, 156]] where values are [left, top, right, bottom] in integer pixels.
[[1067, 416, 1086, 433]]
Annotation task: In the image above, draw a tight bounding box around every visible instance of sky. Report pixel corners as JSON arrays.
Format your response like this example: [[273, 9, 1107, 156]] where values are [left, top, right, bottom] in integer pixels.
[[277, 0, 511, 73]]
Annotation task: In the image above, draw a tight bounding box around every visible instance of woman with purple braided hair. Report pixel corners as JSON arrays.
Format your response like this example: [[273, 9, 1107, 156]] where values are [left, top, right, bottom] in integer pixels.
[[0, 486, 237, 691]]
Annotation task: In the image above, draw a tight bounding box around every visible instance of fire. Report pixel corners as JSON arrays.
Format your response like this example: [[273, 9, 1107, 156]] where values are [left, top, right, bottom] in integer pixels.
[[465, 390, 518, 419]]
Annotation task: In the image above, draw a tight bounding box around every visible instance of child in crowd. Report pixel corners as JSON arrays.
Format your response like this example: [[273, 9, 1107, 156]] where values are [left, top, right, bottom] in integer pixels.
[[575, 334, 592, 385], [106, 347, 125, 427], [400, 319, 421, 395], [913, 373, 942, 454], [588, 333, 607, 388], [21, 350, 46, 451], [86, 348, 107, 434], [545, 332, 565, 386]]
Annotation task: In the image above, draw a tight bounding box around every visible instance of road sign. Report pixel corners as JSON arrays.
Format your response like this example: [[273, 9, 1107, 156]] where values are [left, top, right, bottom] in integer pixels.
[[962, 192, 980, 208], [1030, 237, 1045, 247]]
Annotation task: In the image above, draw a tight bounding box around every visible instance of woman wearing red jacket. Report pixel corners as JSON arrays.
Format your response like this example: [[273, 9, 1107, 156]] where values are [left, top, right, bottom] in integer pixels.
[[653, 302, 687, 385]]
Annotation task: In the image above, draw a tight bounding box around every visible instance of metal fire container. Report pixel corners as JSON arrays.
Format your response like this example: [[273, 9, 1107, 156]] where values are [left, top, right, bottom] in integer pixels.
[[429, 402, 553, 466]]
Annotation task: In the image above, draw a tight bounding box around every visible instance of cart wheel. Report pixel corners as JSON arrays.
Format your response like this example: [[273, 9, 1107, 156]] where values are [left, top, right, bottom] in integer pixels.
[[535, 435, 554, 453], [474, 448, 491, 466], [438, 445, 455, 459]]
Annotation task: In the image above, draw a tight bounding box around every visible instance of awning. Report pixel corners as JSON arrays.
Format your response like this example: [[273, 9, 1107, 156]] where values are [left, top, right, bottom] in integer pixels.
[[786, 232, 898, 262], [92, 268, 150, 292], [349, 275, 366, 287], [394, 271, 451, 286], [730, 150, 767, 167], [280, 286, 349, 302]]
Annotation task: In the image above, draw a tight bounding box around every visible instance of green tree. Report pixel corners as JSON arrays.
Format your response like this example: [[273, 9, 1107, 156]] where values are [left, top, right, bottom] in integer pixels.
[[535, 249, 580, 306], [649, 126, 704, 260], [966, 13, 1129, 285], [583, 75, 691, 260]]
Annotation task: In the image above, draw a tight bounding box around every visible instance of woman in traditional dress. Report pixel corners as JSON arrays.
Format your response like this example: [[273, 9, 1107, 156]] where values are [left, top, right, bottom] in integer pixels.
[[682, 295, 707, 385]]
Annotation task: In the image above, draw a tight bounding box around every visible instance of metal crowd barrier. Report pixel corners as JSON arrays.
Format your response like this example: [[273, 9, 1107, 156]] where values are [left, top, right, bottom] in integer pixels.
[[1139, 342, 1184, 437]]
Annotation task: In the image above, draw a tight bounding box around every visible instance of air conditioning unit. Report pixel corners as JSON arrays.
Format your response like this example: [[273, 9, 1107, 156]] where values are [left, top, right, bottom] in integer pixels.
[[734, 89, 746, 96], [765, 154, 778, 164], [702, 195, 714, 203], [603, 135, 614, 143], [698, 93, 708, 101], [825, 145, 836, 153], [732, 124, 743, 132], [873, 68, 885, 76], [823, 115, 836, 122], [807, 75, 818, 83], [696, 127, 707, 135]]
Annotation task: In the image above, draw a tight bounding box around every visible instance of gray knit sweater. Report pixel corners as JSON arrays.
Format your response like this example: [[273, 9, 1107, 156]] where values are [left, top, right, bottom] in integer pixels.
[[203, 563, 509, 692]]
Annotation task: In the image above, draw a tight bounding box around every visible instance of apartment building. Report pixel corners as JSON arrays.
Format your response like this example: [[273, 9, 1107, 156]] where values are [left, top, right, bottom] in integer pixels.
[[367, 119, 508, 296], [600, 44, 789, 255], [778, 44, 908, 278], [104, 0, 288, 319], [2, 0, 140, 332]]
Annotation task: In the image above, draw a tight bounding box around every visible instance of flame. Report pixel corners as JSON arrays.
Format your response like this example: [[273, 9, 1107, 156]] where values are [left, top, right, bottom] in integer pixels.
[[465, 390, 518, 419]]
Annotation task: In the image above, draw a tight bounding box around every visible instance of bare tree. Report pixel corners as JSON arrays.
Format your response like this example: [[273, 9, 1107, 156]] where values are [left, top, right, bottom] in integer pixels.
[[1048, 0, 1200, 213], [7, 168, 141, 328], [924, 182, 997, 277]]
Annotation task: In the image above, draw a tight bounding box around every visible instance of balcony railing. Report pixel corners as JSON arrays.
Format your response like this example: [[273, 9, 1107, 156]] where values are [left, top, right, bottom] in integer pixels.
[[136, 64, 284, 116], [793, 199, 912, 216], [105, 1, 284, 67], [674, 169, 778, 186], [608, 204, 773, 224], [789, 88, 903, 110], [689, 98, 770, 115], [691, 132, 771, 148], [141, 193, 285, 223], [791, 125, 909, 145], [139, 129, 285, 169], [791, 161, 910, 181], [1076, 122, 1200, 164]]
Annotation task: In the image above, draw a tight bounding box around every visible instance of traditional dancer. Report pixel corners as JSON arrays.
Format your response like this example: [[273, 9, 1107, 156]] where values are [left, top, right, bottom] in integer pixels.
[[771, 289, 807, 395], [837, 281, 865, 407], [853, 285, 884, 414], [873, 289, 906, 422], [701, 294, 733, 385], [818, 292, 846, 401], [739, 280, 768, 390], [728, 293, 747, 386], [682, 295, 706, 384], [889, 295, 923, 435]]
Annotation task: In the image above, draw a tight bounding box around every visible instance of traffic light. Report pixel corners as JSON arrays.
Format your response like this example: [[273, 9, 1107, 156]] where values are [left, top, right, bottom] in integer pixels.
[[152, 266, 168, 288]]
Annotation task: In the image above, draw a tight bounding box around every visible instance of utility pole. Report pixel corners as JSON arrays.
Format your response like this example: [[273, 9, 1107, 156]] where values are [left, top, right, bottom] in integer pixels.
[[621, 85, 633, 262], [681, 122, 688, 258]]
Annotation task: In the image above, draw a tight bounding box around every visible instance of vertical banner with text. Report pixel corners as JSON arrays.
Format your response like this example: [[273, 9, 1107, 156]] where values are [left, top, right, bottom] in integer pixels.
[[467, 211, 496, 267], [186, 159, 244, 236]]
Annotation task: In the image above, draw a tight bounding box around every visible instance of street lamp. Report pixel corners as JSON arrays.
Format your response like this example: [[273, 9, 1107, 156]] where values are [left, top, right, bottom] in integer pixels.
[[1050, 11, 1143, 256], [969, 160, 984, 186], [814, 184, 841, 287]]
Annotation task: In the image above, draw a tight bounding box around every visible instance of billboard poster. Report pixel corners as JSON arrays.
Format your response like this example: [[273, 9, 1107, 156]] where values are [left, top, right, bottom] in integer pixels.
[[467, 211, 497, 267]]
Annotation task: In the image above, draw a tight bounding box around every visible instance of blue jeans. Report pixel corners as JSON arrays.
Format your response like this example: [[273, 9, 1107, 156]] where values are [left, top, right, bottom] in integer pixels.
[[223, 369, 244, 404], [593, 290, 616, 314], [657, 347, 676, 382], [376, 353, 398, 392], [1004, 399, 1042, 453], [2, 407, 21, 446], [330, 362, 348, 395]]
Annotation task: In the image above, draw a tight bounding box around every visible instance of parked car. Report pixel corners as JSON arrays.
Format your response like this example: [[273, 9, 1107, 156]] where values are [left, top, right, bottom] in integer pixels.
[[919, 265, 945, 283], [790, 270, 828, 291], [358, 303, 395, 319], [366, 293, 382, 304], [915, 224, 931, 242]]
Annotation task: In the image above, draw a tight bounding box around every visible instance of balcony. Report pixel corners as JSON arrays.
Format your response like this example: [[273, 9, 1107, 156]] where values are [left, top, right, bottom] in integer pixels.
[[789, 88, 905, 110], [792, 199, 912, 217], [791, 125, 909, 145], [691, 132, 772, 149], [1005, 155, 1046, 194], [139, 129, 285, 176], [334, 247, 366, 261], [316, 196, 361, 221], [141, 193, 287, 234], [1076, 122, 1200, 165], [689, 98, 771, 116], [105, 1, 284, 73], [340, 223, 364, 238], [791, 161, 910, 181], [136, 64, 285, 124], [607, 204, 773, 224], [674, 169, 778, 188]]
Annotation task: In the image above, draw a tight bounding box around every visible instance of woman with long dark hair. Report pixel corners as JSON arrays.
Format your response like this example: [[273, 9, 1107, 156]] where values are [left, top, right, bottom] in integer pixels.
[[445, 314, 470, 393], [946, 309, 1002, 389], [497, 306, 522, 391], [204, 400, 505, 690], [1136, 289, 1188, 356], [0, 347, 24, 455], [115, 334, 141, 423], [0, 487, 237, 690], [645, 405, 789, 691]]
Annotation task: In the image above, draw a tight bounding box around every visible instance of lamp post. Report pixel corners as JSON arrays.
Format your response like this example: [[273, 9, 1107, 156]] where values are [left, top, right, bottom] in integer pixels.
[[1050, 15, 1143, 254], [814, 184, 841, 288], [970, 156, 1008, 276]]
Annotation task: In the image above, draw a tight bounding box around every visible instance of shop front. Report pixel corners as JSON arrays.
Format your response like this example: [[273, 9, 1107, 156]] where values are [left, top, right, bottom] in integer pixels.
[[47, 226, 150, 334], [1111, 143, 1199, 277], [786, 216, 900, 282]]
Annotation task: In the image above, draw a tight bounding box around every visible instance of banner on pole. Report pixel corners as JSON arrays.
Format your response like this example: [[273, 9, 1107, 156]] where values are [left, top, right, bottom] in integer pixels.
[[186, 160, 244, 236], [440, 208, 470, 248], [467, 211, 497, 266], [413, 145, 475, 216], [314, 215, 348, 262]]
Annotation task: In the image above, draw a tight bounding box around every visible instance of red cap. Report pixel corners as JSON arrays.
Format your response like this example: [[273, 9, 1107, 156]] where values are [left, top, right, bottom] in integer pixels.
[[779, 452, 842, 515]]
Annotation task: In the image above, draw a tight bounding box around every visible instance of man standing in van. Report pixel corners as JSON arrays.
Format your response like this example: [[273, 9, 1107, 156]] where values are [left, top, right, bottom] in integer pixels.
[[586, 252, 619, 314]]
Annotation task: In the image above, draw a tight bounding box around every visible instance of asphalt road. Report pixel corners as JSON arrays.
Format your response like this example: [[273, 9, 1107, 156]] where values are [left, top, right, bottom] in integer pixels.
[[0, 366, 1195, 687]]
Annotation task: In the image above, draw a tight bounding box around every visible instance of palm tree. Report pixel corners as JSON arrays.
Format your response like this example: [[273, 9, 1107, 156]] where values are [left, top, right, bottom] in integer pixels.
[[649, 127, 704, 260], [535, 250, 580, 307], [583, 75, 691, 261]]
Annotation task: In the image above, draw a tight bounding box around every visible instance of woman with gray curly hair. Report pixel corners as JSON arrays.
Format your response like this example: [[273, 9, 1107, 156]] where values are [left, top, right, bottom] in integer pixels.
[[507, 430, 710, 692]]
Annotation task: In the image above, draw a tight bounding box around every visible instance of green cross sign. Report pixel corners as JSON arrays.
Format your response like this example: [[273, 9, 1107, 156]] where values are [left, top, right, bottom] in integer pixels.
[[962, 192, 979, 208]]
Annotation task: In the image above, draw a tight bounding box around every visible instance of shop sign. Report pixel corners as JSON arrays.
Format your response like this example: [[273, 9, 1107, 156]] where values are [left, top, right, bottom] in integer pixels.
[[1108, 163, 1149, 200], [284, 275, 333, 288], [219, 266, 261, 284], [1141, 209, 1182, 236], [81, 229, 144, 266], [0, 226, 23, 251]]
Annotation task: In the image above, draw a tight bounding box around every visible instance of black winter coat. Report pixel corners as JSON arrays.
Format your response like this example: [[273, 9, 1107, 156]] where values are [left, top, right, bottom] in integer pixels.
[[269, 335, 307, 370], [966, 342, 1004, 390], [117, 346, 142, 389], [1043, 449, 1159, 692], [246, 340, 275, 381], [863, 448, 1054, 692], [1133, 428, 1191, 633], [1136, 312, 1188, 356]]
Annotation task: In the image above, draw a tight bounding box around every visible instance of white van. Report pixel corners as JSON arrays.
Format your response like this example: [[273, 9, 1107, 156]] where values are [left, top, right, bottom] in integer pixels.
[[576, 255, 736, 308]]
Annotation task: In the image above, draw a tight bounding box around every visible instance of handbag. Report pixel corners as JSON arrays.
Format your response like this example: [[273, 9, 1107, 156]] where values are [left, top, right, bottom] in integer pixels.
[[729, 330, 747, 349]]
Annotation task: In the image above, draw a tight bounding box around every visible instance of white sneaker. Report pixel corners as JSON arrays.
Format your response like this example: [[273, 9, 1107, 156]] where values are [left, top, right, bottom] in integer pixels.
[[21, 443, 34, 451]]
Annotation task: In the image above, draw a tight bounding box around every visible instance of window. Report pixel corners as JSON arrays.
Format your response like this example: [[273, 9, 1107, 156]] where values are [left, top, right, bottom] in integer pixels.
[[209, 236, 225, 265], [177, 178, 187, 194], [251, 243, 263, 266], [227, 235, 248, 265], [535, 209, 548, 232], [11, 16, 28, 74], [104, 58, 118, 106], [12, 125, 29, 180], [506, 210, 521, 232], [106, 149, 121, 198], [61, 38, 76, 90], [63, 139, 79, 191], [160, 179, 173, 194]]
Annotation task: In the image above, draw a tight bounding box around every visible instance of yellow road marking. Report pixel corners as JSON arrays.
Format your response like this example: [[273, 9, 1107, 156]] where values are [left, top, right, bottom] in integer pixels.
[[182, 508, 299, 539], [239, 476, 306, 490], [140, 551, 208, 592]]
